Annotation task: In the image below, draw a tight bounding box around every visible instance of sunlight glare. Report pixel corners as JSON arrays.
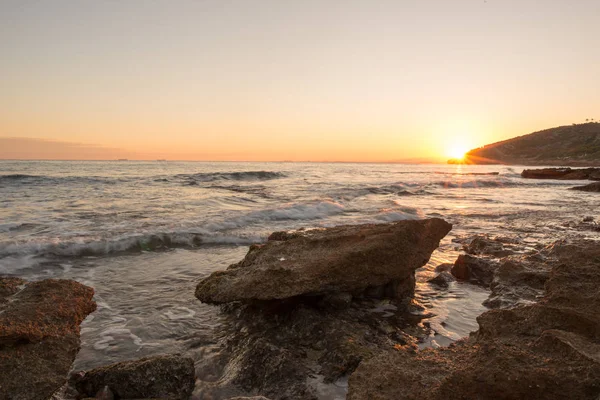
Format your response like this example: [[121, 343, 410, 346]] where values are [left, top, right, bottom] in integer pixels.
[[447, 144, 469, 160]]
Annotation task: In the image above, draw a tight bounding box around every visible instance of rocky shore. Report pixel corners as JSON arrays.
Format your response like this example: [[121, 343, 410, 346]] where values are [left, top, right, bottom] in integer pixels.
[[2, 217, 599, 399], [348, 239, 600, 399]]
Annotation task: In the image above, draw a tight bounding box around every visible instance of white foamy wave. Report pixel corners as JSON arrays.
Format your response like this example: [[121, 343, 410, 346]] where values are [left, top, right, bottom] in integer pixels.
[[374, 203, 424, 222], [0, 231, 261, 259]]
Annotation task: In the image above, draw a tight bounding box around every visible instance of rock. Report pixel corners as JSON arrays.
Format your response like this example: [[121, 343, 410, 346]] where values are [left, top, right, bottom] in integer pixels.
[[196, 218, 452, 304], [434, 263, 453, 273], [522, 167, 600, 180], [0, 278, 96, 400], [483, 258, 550, 309], [451, 254, 498, 286], [427, 271, 455, 288], [69, 354, 195, 400], [464, 236, 513, 257], [347, 240, 600, 400], [207, 290, 430, 399], [570, 181, 600, 192], [225, 336, 316, 400]]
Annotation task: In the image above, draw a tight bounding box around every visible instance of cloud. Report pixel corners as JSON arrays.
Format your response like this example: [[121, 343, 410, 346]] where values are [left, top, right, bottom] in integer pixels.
[[0, 137, 134, 160]]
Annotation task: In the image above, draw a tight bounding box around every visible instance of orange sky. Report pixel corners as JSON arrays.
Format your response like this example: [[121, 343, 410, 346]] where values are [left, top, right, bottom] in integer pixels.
[[1, 1, 599, 162]]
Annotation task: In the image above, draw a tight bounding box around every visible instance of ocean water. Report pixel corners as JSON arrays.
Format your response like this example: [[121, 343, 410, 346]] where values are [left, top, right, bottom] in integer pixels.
[[1, 161, 597, 398]]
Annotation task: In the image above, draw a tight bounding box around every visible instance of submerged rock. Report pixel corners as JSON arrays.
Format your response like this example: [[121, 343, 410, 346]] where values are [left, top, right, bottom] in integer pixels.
[[69, 354, 195, 400], [570, 181, 600, 192], [347, 240, 600, 400], [196, 218, 452, 304], [0, 278, 96, 400]]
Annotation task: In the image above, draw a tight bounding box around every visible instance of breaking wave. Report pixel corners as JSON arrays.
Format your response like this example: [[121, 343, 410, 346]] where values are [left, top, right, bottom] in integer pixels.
[[0, 231, 262, 259]]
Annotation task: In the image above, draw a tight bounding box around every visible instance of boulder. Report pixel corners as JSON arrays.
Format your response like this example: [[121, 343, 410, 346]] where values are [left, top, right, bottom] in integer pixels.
[[570, 181, 600, 192], [347, 240, 600, 400], [69, 354, 195, 400], [196, 218, 452, 304], [451, 254, 498, 286], [0, 278, 96, 400]]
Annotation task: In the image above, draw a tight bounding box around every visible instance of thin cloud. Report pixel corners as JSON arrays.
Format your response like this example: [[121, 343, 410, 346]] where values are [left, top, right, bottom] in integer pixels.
[[0, 137, 133, 160]]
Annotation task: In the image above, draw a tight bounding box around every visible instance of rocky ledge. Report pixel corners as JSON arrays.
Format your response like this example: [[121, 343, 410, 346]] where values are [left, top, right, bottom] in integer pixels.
[[0, 278, 96, 399], [521, 167, 600, 180], [196, 218, 452, 304], [347, 239, 600, 400]]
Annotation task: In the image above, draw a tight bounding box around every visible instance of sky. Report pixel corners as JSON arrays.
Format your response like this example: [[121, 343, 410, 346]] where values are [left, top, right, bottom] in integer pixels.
[[1, 0, 599, 162]]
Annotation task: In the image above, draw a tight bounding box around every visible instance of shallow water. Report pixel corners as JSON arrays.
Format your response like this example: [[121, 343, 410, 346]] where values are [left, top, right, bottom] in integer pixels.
[[1, 161, 597, 398]]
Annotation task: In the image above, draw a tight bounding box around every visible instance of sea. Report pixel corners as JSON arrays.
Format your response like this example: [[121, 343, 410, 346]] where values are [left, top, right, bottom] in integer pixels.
[[0, 160, 597, 398]]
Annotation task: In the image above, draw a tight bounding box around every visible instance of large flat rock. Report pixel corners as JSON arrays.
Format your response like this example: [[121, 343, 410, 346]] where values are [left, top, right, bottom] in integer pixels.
[[196, 218, 451, 304], [0, 278, 96, 400]]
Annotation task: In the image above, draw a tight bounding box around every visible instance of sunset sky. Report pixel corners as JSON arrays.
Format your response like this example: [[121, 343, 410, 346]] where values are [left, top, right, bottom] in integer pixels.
[[1, 0, 599, 162]]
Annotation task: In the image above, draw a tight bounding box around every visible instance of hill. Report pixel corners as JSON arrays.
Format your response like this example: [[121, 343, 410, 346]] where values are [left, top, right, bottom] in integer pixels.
[[452, 122, 600, 166]]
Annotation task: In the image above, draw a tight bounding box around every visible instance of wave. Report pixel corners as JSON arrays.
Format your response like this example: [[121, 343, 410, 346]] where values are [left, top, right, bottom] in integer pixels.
[[0, 174, 120, 186], [173, 170, 286, 184], [204, 201, 346, 231], [431, 179, 519, 189], [0, 231, 262, 259]]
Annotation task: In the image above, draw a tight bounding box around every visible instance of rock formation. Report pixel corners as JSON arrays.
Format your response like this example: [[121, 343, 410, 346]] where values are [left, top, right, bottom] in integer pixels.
[[0, 278, 96, 400], [522, 167, 600, 180], [194, 219, 452, 399], [347, 240, 600, 400], [196, 218, 452, 304]]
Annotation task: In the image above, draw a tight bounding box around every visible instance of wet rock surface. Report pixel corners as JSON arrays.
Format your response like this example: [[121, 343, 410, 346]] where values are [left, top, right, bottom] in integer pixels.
[[199, 295, 426, 400], [69, 354, 195, 400], [571, 181, 600, 192], [0, 278, 96, 400], [196, 218, 451, 304], [347, 239, 600, 400], [522, 167, 600, 180]]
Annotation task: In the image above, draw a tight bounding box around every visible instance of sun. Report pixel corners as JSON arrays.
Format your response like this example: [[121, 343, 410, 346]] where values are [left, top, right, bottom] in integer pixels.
[[447, 144, 469, 160]]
